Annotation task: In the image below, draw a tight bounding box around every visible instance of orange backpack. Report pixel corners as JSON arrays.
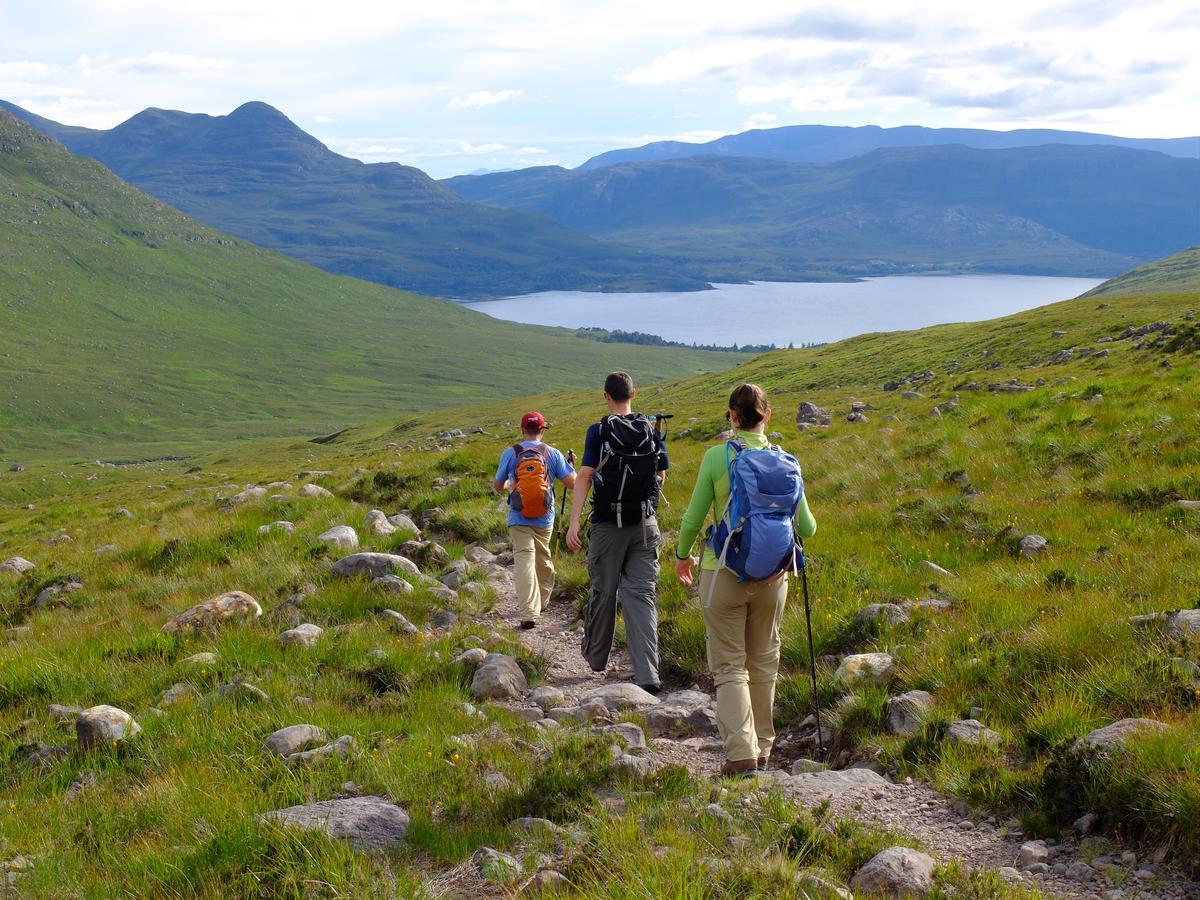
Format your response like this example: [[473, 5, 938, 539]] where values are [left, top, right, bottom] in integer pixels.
[[509, 444, 553, 518]]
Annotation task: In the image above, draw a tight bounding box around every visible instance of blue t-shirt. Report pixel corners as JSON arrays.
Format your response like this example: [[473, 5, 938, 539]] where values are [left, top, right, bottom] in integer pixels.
[[496, 441, 575, 529]]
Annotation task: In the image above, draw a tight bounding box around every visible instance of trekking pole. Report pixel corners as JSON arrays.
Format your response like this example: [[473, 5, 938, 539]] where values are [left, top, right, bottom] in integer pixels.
[[798, 539, 825, 753], [550, 450, 575, 553]]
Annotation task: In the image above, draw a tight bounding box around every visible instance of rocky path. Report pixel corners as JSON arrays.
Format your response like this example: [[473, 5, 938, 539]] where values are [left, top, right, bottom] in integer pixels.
[[493, 579, 1192, 900]]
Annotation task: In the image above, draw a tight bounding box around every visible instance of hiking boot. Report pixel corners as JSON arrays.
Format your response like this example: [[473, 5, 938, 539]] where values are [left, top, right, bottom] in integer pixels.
[[720, 758, 758, 778], [637, 683, 661, 695], [757, 756, 769, 771], [519, 620, 536, 630]]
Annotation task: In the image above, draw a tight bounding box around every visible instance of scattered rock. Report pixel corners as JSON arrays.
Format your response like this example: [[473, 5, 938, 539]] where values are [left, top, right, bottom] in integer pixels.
[[577, 683, 661, 711], [471, 654, 528, 700], [365, 509, 396, 535], [855, 603, 909, 628], [524, 869, 571, 893], [161, 591, 262, 634], [430, 608, 459, 629], [1017, 840, 1050, 867], [227, 486, 267, 506], [265, 724, 327, 756], [453, 647, 488, 668], [614, 753, 653, 776], [796, 402, 832, 427], [258, 521, 295, 535], [790, 758, 827, 775], [900, 390, 923, 399], [703, 803, 733, 823], [851, 846, 935, 897], [215, 682, 271, 703], [946, 719, 1002, 747], [287, 735, 355, 766], [298, 484, 334, 499], [886, 690, 935, 736], [47, 703, 84, 723], [1018, 534, 1049, 557], [785, 768, 892, 805], [846, 412, 868, 424], [76, 705, 141, 748], [260, 796, 408, 850], [918, 560, 952, 577], [378, 609, 419, 634], [796, 871, 854, 899], [473, 846, 522, 882], [318, 525, 359, 550], [387, 513, 421, 534], [32, 578, 83, 610], [1128, 608, 1200, 638], [372, 574, 413, 595], [0, 557, 35, 575], [596, 722, 647, 751], [279, 623, 324, 649], [159, 683, 199, 707], [1177, 499, 1200, 511], [1078, 718, 1169, 752], [331, 552, 419, 579], [834, 652, 895, 686], [180, 651, 218, 667], [401, 540, 450, 569], [530, 686, 566, 710]]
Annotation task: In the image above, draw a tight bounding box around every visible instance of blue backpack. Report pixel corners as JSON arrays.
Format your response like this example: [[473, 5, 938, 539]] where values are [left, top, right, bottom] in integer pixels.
[[705, 440, 804, 584]]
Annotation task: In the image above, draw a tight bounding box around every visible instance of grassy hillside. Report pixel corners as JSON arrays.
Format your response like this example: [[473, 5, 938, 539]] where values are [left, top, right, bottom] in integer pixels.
[[0, 110, 742, 461], [579, 122, 1200, 170], [446, 146, 1200, 281], [1084, 246, 1200, 298], [0, 100, 706, 299], [2, 255, 1200, 894]]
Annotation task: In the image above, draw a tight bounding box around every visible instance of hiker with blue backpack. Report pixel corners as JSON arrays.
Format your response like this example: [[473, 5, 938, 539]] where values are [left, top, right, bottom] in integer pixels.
[[675, 383, 816, 776]]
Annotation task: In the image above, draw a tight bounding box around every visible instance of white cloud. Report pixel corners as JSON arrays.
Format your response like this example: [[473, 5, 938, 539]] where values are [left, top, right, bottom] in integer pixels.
[[514, 145, 549, 155], [742, 111, 777, 130], [77, 51, 229, 79], [446, 88, 523, 110], [458, 140, 508, 154], [313, 114, 336, 123]]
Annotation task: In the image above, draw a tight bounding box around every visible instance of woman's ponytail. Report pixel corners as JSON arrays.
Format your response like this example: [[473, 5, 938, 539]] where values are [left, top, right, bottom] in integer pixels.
[[728, 383, 770, 429]]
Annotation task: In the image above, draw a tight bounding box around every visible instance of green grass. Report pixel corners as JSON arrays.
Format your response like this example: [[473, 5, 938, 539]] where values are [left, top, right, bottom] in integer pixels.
[[0, 109, 745, 461], [4, 251, 1200, 891]]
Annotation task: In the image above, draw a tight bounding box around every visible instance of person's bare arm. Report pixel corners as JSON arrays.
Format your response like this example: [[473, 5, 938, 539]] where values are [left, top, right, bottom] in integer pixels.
[[565, 466, 594, 552]]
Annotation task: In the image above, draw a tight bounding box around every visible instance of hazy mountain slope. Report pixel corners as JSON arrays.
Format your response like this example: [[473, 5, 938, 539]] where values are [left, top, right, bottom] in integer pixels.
[[1084, 245, 1200, 297], [0, 110, 740, 460], [446, 146, 1200, 279], [579, 122, 1200, 170], [0, 100, 705, 299]]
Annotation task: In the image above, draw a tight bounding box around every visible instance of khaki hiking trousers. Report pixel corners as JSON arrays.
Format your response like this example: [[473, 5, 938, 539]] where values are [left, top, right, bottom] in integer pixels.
[[509, 525, 555, 621], [699, 567, 787, 764]]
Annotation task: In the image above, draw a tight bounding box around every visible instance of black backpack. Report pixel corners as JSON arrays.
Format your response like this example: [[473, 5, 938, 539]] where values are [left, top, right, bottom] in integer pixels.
[[593, 414, 660, 527]]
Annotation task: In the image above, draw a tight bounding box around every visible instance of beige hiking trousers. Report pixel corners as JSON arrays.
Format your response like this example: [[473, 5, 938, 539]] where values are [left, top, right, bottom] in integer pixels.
[[699, 567, 787, 764], [509, 525, 555, 621]]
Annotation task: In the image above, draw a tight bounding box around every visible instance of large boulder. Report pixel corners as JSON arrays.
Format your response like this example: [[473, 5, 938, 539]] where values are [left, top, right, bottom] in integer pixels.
[[32, 578, 84, 610], [0, 557, 35, 575], [1018, 534, 1049, 557], [1128, 608, 1200, 639], [161, 591, 262, 634], [387, 513, 421, 534], [76, 705, 141, 748], [227, 486, 267, 506], [470, 654, 528, 700], [298, 484, 334, 498], [851, 846, 935, 897], [834, 652, 895, 686], [318, 526, 359, 550], [260, 796, 409, 850], [378, 609, 418, 634], [577, 683, 661, 711], [886, 690, 935, 736], [784, 768, 892, 805], [331, 553, 419, 579]]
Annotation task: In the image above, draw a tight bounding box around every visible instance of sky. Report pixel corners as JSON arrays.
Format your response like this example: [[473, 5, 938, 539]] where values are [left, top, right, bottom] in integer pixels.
[[1, 0, 1197, 178]]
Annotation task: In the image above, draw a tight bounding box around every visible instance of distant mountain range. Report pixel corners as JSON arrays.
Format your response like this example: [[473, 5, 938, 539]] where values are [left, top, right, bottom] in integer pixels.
[[446, 145, 1200, 280], [0, 99, 704, 299], [0, 109, 739, 457], [579, 123, 1200, 170]]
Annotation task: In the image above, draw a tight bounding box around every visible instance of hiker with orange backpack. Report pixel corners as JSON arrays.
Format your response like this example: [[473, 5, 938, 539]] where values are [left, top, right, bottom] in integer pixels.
[[494, 412, 576, 629]]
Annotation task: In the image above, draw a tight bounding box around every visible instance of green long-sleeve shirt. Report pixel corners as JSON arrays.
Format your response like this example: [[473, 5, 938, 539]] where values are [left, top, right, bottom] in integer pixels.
[[676, 430, 817, 570]]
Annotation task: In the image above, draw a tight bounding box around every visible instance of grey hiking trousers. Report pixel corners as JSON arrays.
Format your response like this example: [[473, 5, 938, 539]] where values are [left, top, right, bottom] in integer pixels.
[[582, 519, 661, 686]]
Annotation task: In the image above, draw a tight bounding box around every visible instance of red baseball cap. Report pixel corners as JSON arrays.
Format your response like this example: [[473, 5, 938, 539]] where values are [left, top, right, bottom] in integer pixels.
[[521, 411, 549, 431]]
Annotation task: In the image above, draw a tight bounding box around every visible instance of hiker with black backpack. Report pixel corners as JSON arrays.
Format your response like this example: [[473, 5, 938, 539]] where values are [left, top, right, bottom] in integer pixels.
[[494, 412, 576, 629], [565, 372, 668, 692], [674, 384, 817, 776]]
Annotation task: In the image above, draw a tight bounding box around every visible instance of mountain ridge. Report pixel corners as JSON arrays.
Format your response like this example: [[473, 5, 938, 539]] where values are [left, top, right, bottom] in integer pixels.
[[0, 99, 706, 299], [580, 122, 1200, 170]]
